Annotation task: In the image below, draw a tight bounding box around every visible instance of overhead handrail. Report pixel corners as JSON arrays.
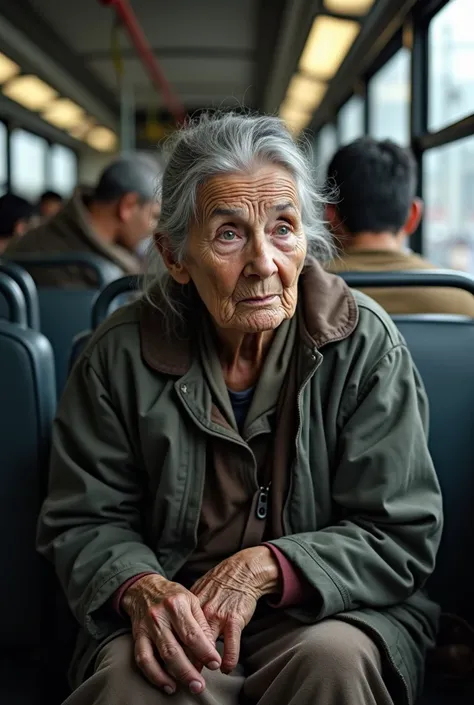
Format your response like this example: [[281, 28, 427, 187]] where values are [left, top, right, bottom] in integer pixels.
[[99, 0, 185, 124]]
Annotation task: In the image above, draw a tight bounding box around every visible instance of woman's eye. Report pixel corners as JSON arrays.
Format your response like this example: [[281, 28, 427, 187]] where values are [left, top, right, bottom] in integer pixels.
[[218, 230, 238, 241], [275, 224, 291, 236]]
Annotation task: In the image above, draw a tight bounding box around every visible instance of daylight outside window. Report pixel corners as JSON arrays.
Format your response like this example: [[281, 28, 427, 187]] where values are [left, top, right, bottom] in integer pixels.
[[368, 48, 411, 146], [429, 0, 474, 132], [424, 134, 474, 274]]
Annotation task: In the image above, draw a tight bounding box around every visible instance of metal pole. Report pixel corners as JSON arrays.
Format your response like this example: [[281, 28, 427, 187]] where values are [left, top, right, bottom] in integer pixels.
[[120, 77, 135, 153], [99, 0, 185, 124]]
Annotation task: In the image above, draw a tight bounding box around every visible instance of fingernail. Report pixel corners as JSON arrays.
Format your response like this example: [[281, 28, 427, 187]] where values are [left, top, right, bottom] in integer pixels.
[[208, 660, 220, 670], [190, 680, 203, 694], [163, 686, 174, 695]]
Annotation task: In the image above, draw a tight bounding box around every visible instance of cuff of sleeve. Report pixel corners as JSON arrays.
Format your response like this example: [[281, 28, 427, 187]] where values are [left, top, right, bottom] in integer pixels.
[[264, 543, 314, 608], [113, 572, 156, 616]]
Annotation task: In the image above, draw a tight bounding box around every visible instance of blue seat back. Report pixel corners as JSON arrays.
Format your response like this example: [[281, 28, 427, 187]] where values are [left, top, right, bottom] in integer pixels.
[[38, 288, 98, 395], [0, 271, 28, 326], [68, 276, 141, 372], [0, 320, 56, 648], [0, 261, 39, 329], [392, 316, 474, 625]]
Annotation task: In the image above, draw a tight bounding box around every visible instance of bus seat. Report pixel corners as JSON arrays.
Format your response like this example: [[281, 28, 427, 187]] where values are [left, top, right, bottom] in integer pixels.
[[8, 254, 125, 395], [393, 316, 474, 703], [0, 270, 28, 327], [68, 276, 141, 374], [0, 260, 40, 329], [38, 288, 98, 395], [0, 320, 56, 703], [91, 274, 142, 328]]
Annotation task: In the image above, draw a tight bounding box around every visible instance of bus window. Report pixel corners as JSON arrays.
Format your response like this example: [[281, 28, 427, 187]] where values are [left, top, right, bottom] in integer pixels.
[[424, 134, 474, 274], [10, 129, 47, 201], [368, 48, 411, 146], [50, 144, 77, 197], [338, 95, 365, 145], [429, 0, 474, 132]]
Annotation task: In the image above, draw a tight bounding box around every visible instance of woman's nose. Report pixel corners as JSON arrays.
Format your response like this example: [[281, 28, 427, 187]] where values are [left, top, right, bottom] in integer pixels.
[[243, 238, 278, 279]]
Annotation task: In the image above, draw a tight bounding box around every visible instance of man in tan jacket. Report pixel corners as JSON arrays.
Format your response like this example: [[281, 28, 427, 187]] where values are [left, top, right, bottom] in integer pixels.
[[5, 153, 161, 288], [325, 137, 474, 315]]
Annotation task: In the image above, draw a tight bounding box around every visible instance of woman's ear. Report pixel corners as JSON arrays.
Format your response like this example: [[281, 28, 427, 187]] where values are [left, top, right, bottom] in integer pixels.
[[154, 233, 191, 284]]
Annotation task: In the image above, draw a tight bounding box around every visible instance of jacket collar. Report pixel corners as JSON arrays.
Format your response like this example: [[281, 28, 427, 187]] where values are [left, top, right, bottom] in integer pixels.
[[140, 257, 358, 377]]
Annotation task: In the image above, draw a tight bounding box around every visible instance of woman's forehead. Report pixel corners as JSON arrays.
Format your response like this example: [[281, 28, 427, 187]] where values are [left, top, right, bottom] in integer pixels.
[[197, 165, 300, 220]]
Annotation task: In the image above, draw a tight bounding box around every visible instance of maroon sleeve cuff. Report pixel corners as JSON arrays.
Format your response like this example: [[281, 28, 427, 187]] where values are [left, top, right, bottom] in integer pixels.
[[113, 572, 156, 615], [264, 543, 314, 608]]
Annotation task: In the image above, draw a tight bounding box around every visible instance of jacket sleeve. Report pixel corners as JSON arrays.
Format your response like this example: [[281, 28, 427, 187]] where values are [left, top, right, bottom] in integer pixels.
[[36, 356, 164, 640], [268, 343, 443, 619]]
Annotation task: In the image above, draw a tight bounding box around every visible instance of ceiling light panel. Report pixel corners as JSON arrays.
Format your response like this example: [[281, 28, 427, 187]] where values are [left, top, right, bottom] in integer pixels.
[[42, 99, 85, 129], [0, 53, 20, 85], [286, 74, 327, 112], [299, 16, 360, 81], [324, 0, 375, 15], [279, 102, 312, 135], [86, 126, 117, 152], [3, 75, 57, 111]]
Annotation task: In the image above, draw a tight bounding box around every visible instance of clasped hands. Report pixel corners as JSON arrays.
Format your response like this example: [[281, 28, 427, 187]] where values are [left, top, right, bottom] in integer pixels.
[[122, 546, 279, 696]]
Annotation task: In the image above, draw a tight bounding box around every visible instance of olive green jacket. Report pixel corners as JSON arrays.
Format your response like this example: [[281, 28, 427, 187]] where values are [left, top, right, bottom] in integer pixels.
[[37, 261, 443, 703]]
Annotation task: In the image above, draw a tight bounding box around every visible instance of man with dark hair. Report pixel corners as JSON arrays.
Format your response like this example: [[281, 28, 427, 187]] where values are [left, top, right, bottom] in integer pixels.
[[5, 153, 162, 287], [326, 137, 474, 315], [0, 193, 35, 254], [38, 190, 63, 219]]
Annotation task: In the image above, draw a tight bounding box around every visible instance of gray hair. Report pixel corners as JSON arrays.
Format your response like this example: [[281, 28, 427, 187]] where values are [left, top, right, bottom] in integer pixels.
[[93, 152, 162, 204], [144, 112, 333, 316]]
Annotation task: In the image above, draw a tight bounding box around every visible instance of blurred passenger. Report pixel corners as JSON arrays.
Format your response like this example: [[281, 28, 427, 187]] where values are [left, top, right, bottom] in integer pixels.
[[38, 114, 442, 705], [4, 154, 162, 287], [0, 193, 35, 254], [326, 137, 474, 315], [38, 190, 63, 219]]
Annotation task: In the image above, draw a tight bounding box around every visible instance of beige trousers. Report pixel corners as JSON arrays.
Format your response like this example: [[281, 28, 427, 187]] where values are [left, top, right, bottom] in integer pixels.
[[63, 616, 395, 705]]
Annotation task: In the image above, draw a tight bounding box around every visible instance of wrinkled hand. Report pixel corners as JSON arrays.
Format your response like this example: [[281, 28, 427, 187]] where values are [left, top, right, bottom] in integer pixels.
[[190, 546, 280, 674], [122, 574, 222, 696]]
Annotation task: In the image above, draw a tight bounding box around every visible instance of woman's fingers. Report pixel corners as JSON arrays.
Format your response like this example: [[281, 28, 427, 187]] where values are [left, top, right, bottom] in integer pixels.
[[160, 594, 222, 670], [156, 626, 208, 694], [190, 597, 222, 648], [221, 617, 243, 674], [134, 633, 176, 695]]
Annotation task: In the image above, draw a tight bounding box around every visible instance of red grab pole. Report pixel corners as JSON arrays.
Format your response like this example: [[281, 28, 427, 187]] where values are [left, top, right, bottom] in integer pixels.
[[99, 0, 185, 124]]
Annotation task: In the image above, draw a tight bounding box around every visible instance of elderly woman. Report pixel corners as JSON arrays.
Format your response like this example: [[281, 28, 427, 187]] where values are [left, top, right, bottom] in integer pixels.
[[38, 113, 442, 705]]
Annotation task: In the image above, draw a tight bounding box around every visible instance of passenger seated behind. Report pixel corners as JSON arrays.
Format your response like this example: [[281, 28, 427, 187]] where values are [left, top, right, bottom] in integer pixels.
[[38, 114, 442, 705], [0, 193, 35, 255], [5, 153, 162, 287], [38, 190, 64, 219], [325, 137, 474, 315]]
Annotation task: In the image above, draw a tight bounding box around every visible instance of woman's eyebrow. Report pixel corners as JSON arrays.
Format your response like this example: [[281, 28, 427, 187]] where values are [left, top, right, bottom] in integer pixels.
[[211, 207, 244, 217]]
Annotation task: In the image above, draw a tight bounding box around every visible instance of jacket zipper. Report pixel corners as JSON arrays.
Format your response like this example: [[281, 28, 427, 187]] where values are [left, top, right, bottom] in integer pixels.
[[283, 351, 323, 534]]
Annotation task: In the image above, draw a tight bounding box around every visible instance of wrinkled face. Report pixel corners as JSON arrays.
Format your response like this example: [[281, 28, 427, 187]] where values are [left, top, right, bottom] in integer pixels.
[[118, 196, 161, 252], [168, 165, 307, 333]]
